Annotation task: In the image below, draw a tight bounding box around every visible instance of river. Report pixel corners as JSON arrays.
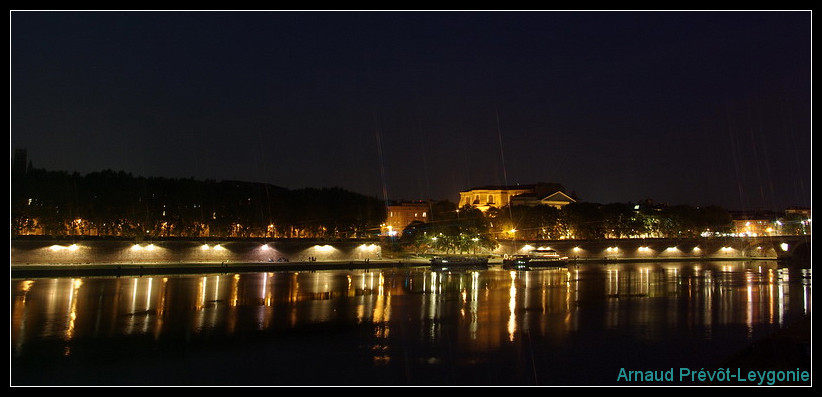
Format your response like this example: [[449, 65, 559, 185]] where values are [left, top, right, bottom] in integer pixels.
[[10, 260, 811, 386]]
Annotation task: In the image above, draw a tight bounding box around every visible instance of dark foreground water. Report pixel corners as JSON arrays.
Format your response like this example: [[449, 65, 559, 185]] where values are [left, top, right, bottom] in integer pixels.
[[11, 260, 811, 386]]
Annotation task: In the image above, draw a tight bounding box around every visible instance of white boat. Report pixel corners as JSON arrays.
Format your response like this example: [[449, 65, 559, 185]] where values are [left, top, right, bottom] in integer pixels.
[[502, 248, 568, 270], [430, 255, 489, 271]]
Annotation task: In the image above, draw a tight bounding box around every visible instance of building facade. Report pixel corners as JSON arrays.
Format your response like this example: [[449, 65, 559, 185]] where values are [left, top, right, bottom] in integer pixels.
[[381, 201, 430, 236], [458, 182, 575, 212]]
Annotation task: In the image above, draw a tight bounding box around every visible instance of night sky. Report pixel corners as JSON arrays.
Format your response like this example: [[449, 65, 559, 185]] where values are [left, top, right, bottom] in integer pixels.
[[11, 11, 811, 211]]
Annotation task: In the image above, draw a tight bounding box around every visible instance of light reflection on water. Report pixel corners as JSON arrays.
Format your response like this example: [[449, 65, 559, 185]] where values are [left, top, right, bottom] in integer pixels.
[[10, 261, 810, 386]]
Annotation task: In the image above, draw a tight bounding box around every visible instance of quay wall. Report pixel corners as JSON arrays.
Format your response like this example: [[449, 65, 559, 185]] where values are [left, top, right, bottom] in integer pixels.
[[10, 235, 809, 266]]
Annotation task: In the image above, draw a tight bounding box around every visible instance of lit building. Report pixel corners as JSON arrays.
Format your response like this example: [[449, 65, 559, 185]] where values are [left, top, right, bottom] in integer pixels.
[[730, 210, 780, 237], [381, 201, 430, 236], [785, 206, 811, 219], [782, 206, 812, 235], [510, 190, 576, 209], [458, 182, 575, 212]]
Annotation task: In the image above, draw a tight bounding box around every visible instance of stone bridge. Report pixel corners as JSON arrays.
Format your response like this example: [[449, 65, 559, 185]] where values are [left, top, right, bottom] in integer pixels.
[[493, 235, 811, 263], [10, 235, 810, 266]]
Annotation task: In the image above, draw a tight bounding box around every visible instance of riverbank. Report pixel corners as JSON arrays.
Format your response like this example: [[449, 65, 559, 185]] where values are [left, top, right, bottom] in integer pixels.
[[10, 255, 795, 279], [9, 259, 428, 278]]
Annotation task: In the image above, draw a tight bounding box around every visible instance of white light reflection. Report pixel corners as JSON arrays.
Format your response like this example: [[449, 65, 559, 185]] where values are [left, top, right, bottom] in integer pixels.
[[373, 272, 390, 325], [803, 277, 810, 315], [262, 272, 268, 301], [778, 275, 787, 326], [470, 271, 479, 339], [12, 280, 35, 356], [143, 278, 153, 334], [64, 279, 82, 346], [767, 269, 775, 326], [194, 276, 206, 333], [125, 278, 139, 335], [154, 278, 168, 340], [231, 274, 240, 307], [508, 271, 517, 342], [746, 272, 753, 339]]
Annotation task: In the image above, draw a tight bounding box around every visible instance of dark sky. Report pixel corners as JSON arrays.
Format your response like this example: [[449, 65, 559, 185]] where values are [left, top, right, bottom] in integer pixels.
[[11, 11, 811, 211]]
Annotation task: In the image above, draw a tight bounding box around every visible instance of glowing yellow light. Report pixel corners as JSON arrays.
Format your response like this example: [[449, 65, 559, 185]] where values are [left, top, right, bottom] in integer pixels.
[[693, 246, 701, 252], [214, 244, 225, 251], [573, 246, 581, 252], [21, 280, 34, 292], [780, 243, 789, 251], [68, 244, 79, 251], [666, 247, 678, 252], [131, 244, 142, 251], [50, 245, 64, 251], [201, 244, 210, 250]]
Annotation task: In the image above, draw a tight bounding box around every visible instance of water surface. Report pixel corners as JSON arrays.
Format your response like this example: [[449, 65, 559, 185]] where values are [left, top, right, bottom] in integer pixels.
[[11, 261, 811, 386]]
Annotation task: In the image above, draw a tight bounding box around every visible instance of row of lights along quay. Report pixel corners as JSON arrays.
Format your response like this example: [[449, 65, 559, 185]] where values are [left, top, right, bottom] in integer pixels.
[[497, 236, 809, 263], [11, 236, 810, 269], [11, 239, 382, 270]]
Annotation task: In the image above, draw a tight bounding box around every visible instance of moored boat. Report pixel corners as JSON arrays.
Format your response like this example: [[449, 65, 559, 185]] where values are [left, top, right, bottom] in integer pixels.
[[430, 255, 489, 271], [502, 248, 568, 270]]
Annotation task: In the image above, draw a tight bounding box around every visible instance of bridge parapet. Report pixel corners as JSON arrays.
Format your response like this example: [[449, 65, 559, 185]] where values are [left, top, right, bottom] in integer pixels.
[[494, 235, 810, 262]]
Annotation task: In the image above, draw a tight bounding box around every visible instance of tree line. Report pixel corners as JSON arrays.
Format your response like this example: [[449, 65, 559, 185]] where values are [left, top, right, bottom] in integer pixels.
[[11, 168, 386, 239], [395, 201, 738, 255], [14, 167, 803, 248]]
